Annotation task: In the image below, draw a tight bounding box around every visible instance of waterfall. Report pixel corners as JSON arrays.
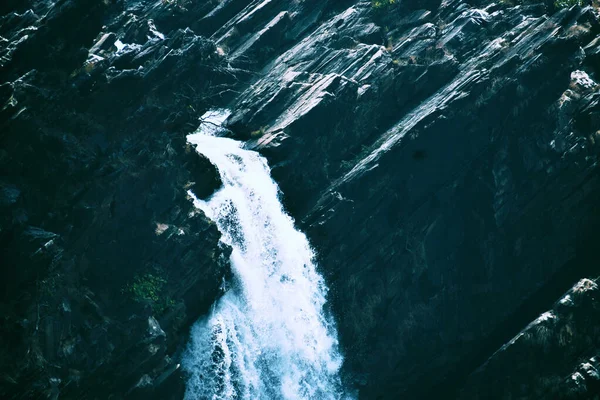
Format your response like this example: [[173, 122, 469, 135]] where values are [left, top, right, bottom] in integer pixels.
[[183, 110, 345, 400]]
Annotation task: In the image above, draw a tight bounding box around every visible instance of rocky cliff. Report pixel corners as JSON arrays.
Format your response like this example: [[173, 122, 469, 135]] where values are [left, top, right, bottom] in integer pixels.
[[1, 0, 600, 399]]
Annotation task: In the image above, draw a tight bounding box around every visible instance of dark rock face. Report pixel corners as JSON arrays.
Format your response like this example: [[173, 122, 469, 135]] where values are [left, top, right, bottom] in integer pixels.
[[2, 0, 600, 399], [0, 0, 234, 398]]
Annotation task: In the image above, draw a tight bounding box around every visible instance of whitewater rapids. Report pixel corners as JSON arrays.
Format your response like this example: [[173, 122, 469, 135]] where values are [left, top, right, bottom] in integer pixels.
[[183, 110, 346, 400]]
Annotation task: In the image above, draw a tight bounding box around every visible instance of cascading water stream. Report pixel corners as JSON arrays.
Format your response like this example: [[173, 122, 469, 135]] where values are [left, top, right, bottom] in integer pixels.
[[183, 110, 346, 400]]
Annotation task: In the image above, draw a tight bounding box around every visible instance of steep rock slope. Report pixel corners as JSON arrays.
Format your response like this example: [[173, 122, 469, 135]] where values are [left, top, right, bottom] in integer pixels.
[[211, 0, 600, 398]]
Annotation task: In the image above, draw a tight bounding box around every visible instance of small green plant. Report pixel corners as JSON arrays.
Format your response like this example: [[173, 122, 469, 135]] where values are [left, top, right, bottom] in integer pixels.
[[124, 273, 175, 315], [372, 0, 397, 10], [554, 0, 582, 7], [250, 127, 266, 137]]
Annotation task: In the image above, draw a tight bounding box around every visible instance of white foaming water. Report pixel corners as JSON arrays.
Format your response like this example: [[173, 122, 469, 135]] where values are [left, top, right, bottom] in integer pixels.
[[183, 110, 345, 400]]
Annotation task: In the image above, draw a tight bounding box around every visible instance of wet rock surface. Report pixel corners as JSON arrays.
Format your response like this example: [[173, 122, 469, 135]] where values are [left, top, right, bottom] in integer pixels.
[[2, 0, 600, 399]]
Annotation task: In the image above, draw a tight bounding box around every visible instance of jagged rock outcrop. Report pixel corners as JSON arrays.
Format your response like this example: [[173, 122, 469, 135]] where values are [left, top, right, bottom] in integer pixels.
[[459, 278, 600, 399], [2, 0, 600, 399]]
